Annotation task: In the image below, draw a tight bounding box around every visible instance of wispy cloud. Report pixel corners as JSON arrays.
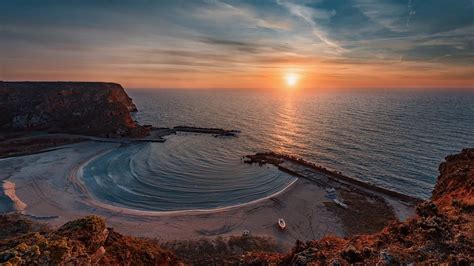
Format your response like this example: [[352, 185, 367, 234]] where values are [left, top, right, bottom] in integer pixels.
[[405, 0, 416, 27], [276, 0, 344, 53], [354, 0, 408, 33], [195, 0, 292, 31]]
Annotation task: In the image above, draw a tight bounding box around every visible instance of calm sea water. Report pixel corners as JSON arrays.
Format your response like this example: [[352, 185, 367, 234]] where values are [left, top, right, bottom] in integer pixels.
[[82, 89, 473, 211], [128, 89, 473, 199]]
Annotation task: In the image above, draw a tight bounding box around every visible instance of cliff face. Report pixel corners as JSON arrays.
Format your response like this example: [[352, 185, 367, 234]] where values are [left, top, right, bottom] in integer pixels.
[[0, 82, 147, 137]]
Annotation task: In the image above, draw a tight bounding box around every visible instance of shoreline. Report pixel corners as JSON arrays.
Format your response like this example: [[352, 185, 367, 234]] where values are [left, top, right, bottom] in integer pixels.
[[0, 126, 239, 158], [0, 140, 345, 246], [0, 129, 416, 247], [75, 152, 300, 216]]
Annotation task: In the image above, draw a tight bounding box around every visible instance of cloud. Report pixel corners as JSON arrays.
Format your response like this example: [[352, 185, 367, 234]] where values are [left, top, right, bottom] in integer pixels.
[[198, 36, 291, 55], [354, 0, 408, 33], [276, 0, 344, 53], [199, 37, 261, 53], [195, 0, 292, 31], [406, 0, 416, 27]]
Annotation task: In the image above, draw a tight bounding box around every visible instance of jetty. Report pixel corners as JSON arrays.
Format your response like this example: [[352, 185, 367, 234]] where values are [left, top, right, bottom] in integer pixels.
[[244, 152, 421, 205]]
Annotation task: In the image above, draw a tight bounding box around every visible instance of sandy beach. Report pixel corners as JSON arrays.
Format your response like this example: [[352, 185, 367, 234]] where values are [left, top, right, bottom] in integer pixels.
[[0, 137, 417, 248]]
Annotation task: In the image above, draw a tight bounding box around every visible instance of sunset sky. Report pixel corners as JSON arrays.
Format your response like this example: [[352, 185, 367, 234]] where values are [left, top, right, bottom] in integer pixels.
[[1, 0, 473, 89]]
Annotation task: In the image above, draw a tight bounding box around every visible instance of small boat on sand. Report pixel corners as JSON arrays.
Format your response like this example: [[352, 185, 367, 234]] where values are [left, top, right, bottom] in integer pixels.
[[277, 218, 286, 230]]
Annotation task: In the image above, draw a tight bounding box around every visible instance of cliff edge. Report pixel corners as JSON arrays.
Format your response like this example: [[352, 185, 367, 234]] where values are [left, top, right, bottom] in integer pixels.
[[0, 82, 148, 137]]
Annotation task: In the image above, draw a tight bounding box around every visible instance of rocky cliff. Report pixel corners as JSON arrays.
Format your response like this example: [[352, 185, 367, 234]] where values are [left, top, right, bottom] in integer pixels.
[[0, 82, 148, 137], [433, 149, 474, 205]]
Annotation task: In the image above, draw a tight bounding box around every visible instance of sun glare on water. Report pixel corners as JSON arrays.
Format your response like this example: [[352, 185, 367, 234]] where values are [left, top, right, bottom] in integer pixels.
[[285, 73, 300, 88]]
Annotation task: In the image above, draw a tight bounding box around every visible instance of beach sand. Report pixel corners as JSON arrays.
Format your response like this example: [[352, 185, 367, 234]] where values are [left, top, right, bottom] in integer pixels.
[[0, 140, 415, 249]]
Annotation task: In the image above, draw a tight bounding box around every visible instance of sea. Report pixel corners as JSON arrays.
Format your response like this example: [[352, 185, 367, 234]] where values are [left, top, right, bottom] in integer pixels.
[[81, 89, 473, 211]]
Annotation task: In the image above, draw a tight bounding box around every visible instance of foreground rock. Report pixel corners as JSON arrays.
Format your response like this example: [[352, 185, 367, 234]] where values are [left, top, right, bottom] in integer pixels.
[[0, 82, 148, 138], [0, 214, 280, 265], [0, 215, 179, 265]]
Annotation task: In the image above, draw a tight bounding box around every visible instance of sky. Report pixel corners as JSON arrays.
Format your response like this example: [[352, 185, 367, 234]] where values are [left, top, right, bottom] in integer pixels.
[[0, 0, 473, 89]]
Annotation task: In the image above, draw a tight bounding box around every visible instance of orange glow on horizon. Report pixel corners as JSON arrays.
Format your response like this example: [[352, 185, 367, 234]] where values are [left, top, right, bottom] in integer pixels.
[[4, 61, 473, 90]]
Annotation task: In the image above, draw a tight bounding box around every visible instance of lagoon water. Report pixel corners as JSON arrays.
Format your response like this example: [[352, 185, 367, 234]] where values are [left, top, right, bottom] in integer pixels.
[[82, 89, 473, 211], [82, 135, 296, 211]]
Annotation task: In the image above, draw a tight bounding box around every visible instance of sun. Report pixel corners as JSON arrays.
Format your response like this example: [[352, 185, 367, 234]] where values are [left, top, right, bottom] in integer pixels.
[[285, 73, 300, 87]]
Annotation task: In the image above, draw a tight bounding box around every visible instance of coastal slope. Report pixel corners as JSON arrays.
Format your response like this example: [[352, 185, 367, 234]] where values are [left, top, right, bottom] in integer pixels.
[[0, 82, 147, 138]]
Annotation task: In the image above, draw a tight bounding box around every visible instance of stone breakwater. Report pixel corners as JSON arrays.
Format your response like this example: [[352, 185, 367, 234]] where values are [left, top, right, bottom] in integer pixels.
[[244, 152, 422, 204], [0, 81, 148, 138]]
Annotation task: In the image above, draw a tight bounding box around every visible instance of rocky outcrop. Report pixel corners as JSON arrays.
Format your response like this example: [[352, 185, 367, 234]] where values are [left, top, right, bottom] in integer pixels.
[[0, 215, 179, 265], [0, 215, 280, 265], [0, 82, 148, 137], [433, 148, 474, 207]]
